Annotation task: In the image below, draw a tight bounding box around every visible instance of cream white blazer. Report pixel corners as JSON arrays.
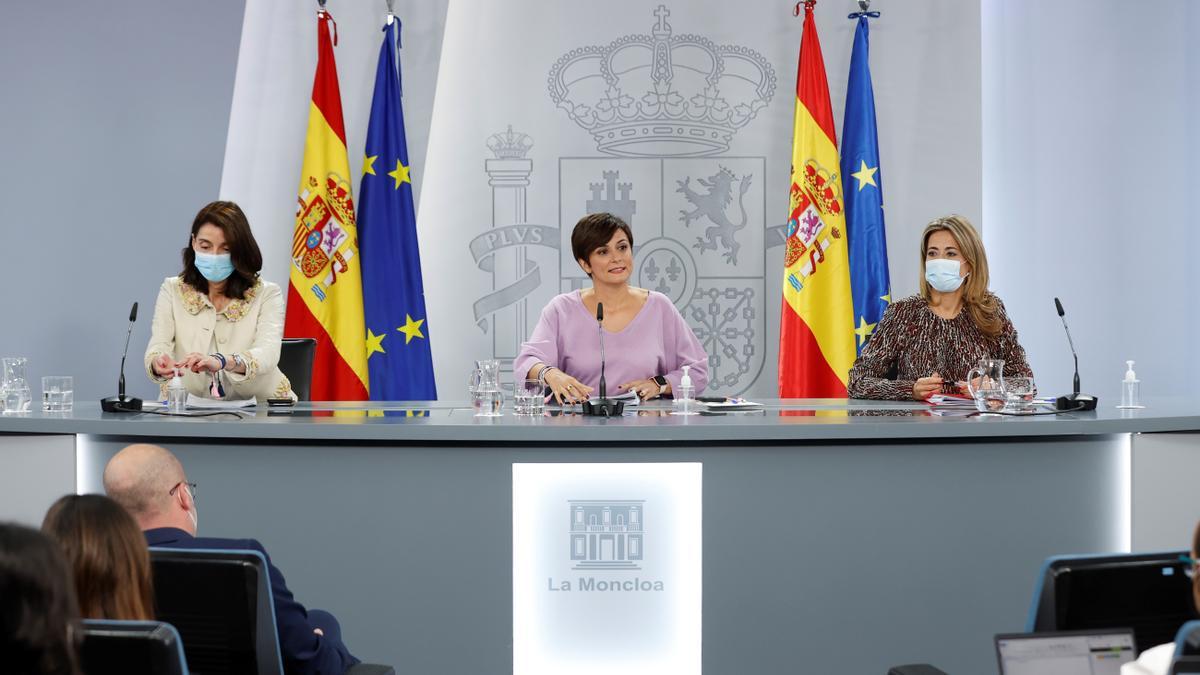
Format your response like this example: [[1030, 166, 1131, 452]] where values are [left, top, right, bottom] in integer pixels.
[[144, 276, 294, 401]]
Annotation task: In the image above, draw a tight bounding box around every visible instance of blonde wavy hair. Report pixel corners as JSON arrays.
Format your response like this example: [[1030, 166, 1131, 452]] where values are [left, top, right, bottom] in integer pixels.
[[917, 214, 1001, 337]]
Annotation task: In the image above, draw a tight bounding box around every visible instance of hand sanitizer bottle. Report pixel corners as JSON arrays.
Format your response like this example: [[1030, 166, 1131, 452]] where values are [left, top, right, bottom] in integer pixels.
[[167, 369, 188, 413], [1117, 360, 1143, 409], [672, 365, 697, 416]]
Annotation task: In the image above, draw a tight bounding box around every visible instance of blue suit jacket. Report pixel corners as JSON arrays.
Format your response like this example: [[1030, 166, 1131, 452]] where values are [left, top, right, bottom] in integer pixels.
[[145, 528, 358, 675]]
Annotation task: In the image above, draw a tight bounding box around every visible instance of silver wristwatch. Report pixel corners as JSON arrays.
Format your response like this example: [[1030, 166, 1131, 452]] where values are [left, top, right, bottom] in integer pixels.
[[231, 353, 245, 370]]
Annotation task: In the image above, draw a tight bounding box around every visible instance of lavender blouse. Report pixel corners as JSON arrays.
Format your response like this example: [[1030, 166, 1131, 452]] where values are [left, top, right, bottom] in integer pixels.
[[514, 290, 709, 396]]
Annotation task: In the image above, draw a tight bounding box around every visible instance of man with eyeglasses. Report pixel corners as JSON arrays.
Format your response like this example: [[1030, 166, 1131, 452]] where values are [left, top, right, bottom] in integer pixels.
[[104, 443, 359, 675]]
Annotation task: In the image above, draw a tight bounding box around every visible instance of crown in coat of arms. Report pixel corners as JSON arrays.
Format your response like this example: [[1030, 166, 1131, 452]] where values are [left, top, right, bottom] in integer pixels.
[[800, 159, 842, 217], [486, 125, 534, 160], [548, 5, 776, 157]]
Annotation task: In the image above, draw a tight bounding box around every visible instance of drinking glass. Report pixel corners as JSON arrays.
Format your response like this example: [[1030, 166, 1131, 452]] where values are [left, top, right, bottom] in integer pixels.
[[1004, 376, 1037, 413], [41, 376, 73, 413], [514, 379, 545, 416], [1, 357, 32, 414]]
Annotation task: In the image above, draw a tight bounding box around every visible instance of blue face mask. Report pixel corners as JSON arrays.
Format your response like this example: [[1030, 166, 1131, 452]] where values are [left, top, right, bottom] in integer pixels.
[[194, 250, 235, 282], [925, 258, 967, 292]]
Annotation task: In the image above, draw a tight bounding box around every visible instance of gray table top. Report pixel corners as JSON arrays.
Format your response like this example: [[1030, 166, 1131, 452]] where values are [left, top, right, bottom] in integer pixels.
[[1, 398, 1197, 443]]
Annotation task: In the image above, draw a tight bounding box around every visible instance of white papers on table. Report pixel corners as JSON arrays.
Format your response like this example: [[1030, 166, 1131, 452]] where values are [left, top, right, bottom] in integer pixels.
[[927, 394, 976, 409], [700, 399, 764, 411], [186, 394, 258, 410], [587, 389, 640, 407]]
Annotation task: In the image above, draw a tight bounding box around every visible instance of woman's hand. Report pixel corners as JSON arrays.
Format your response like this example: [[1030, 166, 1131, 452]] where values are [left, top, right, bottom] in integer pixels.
[[176, 352, 222, 374], [619, 378, 668, 401], [912, 372, 944, 401], [544, 369, 593, 405], [151, 354, 176, 378]]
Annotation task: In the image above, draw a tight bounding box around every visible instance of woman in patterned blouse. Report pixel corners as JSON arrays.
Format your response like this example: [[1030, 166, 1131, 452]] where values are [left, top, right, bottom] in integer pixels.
[[847, 215, 1033, 401]]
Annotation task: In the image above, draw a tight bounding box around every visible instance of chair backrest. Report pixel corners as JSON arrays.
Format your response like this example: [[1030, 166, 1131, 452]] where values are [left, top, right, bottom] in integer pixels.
[[79, 619, 189, 675], [1173, 623, 1200, 674], [1027, 551, 1197, 653], [1179, 620, 1200, 658], [149, 547, 283, 675], [278, 338, 317, 401]]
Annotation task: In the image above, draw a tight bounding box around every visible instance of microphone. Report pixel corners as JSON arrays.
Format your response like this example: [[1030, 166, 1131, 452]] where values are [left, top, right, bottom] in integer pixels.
[[582, 301, 624, 417], [597, 302, 607, 400], [101, 301, 145, 413], [1053, 297, 1097, 411]]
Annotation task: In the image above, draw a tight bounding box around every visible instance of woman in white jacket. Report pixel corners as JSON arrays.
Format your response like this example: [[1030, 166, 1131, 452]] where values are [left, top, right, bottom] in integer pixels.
[[144, 201, 294, 402]]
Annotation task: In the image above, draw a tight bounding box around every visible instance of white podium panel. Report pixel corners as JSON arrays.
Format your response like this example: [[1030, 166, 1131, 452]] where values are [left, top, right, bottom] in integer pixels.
[[513, 462, 702, 675]]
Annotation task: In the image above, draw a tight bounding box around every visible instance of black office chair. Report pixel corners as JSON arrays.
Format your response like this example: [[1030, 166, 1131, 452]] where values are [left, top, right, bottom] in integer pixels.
[[1171, 621, 1200, 674], [80, 619, 189, 675], [279, 337, 316, 401], [150, 547, 282, 675], [1027, 551, 1198, 653], [150, 547, 395, 675]]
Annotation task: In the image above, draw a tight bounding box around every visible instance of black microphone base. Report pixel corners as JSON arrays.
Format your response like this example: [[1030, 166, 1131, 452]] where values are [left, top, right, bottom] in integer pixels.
[[582, 399, 625, 417], [1056, 393, 1098, 411], [101, 395, 143, 413]]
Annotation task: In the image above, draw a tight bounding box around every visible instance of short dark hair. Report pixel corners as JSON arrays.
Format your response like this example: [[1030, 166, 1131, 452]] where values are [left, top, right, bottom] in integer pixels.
[[180, 201, 263, 300], [571, 213, 634, 277], [0, 522, 82, 675]]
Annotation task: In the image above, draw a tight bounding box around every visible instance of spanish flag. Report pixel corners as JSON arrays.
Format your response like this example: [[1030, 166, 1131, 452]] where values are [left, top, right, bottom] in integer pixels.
[[778, 1, 855, 398], [284, 10, 369, 401]]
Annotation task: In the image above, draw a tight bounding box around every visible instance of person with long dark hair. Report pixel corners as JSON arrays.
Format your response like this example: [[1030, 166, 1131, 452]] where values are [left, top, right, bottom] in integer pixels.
[[42, 494, 155, 621], [144, 201, 295, 401], [0, 522, 82, 675]]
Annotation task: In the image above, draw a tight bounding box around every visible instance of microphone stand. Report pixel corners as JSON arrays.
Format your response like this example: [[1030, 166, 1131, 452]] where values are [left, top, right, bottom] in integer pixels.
[[1053, 297, 1097, 411], [101, 302, 144, 413], [582, 302, 624, 417]]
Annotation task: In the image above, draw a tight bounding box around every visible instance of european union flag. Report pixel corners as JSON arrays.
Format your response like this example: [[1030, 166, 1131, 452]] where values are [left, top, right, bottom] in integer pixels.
[[841, 13, 891, 355], [359, 19, 437, 400]]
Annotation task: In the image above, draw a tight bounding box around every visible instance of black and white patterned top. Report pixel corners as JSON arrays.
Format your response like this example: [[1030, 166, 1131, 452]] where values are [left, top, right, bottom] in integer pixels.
[[847, 294, 1034, 400]]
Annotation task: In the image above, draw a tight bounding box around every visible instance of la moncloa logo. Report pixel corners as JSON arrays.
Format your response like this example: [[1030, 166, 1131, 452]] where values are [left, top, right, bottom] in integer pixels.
[[569, 500, 644, 571]]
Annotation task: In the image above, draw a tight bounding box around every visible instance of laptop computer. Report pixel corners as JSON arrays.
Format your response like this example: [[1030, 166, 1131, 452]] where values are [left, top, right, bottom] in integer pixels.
[[995, 629, 1136, 675]]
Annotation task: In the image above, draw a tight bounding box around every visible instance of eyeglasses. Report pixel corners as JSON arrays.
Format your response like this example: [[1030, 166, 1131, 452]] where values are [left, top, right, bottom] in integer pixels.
[[1179, 554, 1198, 579], [169, 481, 197, 502]]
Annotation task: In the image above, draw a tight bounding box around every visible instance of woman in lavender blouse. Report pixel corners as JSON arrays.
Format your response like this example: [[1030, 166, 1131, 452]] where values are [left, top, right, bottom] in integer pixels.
[[514, 213, 709, 405]]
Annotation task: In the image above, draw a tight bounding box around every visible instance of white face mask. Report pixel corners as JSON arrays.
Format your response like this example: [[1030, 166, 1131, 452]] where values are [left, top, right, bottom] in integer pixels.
[[925, 258, 967, 292]]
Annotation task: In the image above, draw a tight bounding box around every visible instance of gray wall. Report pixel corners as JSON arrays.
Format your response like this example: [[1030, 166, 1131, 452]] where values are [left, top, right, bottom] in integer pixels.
[[0, 435, 74, 526], [0, 2, 245, 403], [982, 0, 1200, 401], [1132, 433, 1200, 552]]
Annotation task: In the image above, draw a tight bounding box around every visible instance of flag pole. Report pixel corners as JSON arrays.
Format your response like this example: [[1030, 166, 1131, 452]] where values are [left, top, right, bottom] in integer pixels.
[[849, 1, 880, 20]]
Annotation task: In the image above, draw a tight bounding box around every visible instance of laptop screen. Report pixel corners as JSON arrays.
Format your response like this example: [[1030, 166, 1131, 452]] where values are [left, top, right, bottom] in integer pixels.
[[995, 630, 1136, 675]]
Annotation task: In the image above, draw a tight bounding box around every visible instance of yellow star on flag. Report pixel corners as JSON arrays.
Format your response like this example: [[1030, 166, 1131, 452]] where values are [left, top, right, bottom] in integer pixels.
[[854, 315, 877, 348], [366, 328, 387, 358], [397, 314, 425, 344], [851, 159, 878, 191], [363, 154, 378, 176], [387, 159, 411, 189], [881, 292, 891, 304]]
